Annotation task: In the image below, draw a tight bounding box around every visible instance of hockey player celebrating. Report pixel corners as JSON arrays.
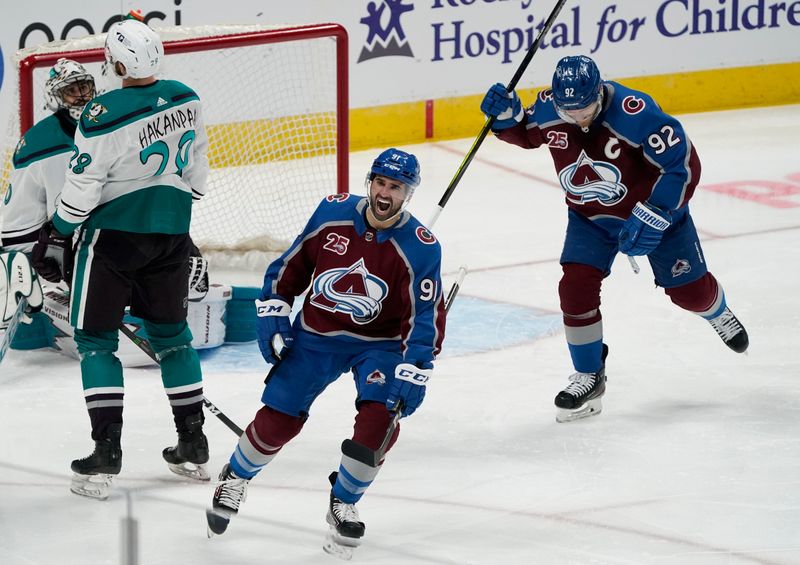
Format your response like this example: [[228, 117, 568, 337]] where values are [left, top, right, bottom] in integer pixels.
[[30, 17, 211, 500], [205, 148, 446, 558], [480, 55, 748, 423]]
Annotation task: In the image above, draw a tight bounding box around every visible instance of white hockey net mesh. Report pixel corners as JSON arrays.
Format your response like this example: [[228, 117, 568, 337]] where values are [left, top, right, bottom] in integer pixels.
[[1, 24, 347, 267]]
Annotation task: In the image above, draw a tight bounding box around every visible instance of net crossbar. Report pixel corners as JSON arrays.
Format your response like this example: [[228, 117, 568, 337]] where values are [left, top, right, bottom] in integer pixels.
[[1, 23, 349, 265]]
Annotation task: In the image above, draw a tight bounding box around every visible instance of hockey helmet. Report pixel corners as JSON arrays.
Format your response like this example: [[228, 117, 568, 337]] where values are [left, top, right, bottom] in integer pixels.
[[105, 19, 163, 79], [44, 58, 95, 120], [369, 148, 421, 189], [552, 55, 602, 111]]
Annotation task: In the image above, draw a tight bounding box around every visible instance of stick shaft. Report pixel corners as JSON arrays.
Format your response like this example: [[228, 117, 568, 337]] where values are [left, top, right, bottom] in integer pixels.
[[118, 323, 244, 436]]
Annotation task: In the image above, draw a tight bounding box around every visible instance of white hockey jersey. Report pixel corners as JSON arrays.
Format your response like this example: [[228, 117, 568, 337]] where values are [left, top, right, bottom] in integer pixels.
[[53, 79, 209, 236], [0, 110, 76, 252]]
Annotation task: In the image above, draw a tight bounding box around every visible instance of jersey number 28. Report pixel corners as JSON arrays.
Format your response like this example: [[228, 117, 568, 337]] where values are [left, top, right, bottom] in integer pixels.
[[139, 130, 196, 176]]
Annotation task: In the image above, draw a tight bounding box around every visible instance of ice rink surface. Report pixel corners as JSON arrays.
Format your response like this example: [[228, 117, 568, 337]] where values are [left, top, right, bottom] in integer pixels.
[[2, 104, 799, 565]]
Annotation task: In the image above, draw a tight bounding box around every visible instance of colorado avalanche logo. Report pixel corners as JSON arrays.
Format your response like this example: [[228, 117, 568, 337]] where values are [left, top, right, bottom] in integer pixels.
[[558, 151, 628, 206], [310, 258, 388, 324], [326, 193, 350, 203], [416, 226, 436, 244], [366, 370, 386, 385], [671, 259, 691, 277], [622, 95, 646, 115]]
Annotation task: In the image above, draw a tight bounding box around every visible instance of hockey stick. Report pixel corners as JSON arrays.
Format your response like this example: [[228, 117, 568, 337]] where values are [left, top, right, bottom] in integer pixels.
[[341, 266, 468, 467], [118, 323, 245, 436], [0, 297, 28, 364], [427, 0, 568, 228]]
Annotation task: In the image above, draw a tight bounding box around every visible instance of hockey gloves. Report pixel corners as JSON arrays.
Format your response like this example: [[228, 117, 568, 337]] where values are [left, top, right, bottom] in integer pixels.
[[255, 296, 294, 365], [618, 201, 672, 256], [0, 251, 44, 328], [31, 221, 74, 284], [480, 83, 524, 131], [386, 361, 432, 418]]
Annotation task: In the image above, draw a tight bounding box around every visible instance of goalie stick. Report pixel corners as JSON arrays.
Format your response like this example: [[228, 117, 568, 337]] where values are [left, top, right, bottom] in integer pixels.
[[118, 323, 244, 436], [0, 297, 28, 364], [341, 266, 468, 468]]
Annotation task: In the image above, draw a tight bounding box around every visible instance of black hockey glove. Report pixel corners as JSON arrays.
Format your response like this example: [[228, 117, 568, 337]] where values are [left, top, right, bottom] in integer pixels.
[[31, 221, 74, 284]]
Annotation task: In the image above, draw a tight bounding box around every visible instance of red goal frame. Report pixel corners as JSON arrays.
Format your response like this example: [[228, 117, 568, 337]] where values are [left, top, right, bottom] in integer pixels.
[[15, 23, 349, 193]]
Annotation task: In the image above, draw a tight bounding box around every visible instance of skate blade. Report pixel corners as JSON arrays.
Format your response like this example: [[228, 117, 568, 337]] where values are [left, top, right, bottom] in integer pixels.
[[70, 473, 114, 500], [206, 508, 232, 538], [323, 527, 360, 560], [167, 462, 210, 481], [556, 397, 603, 423]]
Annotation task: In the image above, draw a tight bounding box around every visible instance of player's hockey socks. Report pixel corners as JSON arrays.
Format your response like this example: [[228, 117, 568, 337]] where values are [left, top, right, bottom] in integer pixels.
[[555, 344, 609, 423]]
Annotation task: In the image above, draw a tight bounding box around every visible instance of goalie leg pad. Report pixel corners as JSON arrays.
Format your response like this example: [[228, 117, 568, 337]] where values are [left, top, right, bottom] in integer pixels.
[[1, 251, 43, 327]]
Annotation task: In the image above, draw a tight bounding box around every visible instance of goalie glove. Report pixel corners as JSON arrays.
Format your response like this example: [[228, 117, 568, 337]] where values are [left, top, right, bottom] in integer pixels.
[[618, 201, 672, 256], [480, 83, 524, 131], [254, 296, 294, 365], [0, 251, 44, 328], [31, 221, 74, 284], [386, 361, 432, 418]]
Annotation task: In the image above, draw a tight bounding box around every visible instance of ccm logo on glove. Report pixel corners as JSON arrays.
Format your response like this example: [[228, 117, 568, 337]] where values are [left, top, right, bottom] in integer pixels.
[[395, 365, 432, 384]]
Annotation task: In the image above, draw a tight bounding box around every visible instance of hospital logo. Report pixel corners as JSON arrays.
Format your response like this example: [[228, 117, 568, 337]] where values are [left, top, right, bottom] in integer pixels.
[[559, 151, 628, 206], [310, 259, 389, 324], [358, 0, 415, 63]]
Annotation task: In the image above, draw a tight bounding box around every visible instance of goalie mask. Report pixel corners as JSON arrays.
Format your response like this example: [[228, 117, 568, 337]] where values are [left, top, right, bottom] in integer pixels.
[[105, 19, 163, 79], [365, 148, 421, 223], [44, 59, 96, 121]]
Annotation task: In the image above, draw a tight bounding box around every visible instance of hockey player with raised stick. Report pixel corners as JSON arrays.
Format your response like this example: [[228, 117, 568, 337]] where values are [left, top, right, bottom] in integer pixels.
[[205, 149, 446, 559], [30, 15, 211, 500], [480, 55, 748, 423]]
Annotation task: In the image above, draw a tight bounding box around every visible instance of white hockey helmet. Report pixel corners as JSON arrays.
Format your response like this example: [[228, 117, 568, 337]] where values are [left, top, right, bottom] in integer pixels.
[[104, 19, 163, 79], [44, 58, 96, 120]]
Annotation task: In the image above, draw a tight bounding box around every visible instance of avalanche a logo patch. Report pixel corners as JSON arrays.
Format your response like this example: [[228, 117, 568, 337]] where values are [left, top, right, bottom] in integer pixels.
[[310, 258, 388, 324], [366, 370, 386, 385], [558, 150, 628, 206], [671, 259, 691, 277]]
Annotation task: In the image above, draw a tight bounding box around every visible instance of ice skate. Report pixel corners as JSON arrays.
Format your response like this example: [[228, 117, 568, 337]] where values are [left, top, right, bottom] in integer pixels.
[[163, 413, 210, 481], [70, 423, 122, 501], [555, 345, 608, 423], [206, 464, 249, 538], [323, 473, 365, 560], [708, 307, 749, 353]]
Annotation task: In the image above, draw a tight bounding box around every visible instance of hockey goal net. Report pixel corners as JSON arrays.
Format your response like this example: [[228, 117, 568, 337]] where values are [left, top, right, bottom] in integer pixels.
[[1, 23, 348, 266]]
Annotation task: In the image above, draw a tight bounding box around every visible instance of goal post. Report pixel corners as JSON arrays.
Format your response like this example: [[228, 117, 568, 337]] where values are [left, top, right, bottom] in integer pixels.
[[3, 23, 349, 266]]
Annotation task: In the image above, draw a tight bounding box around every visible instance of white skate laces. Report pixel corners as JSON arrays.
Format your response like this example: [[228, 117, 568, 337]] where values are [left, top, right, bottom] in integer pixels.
[[562, 372, 598, 398], [216, 473, 248, 513], [709, 308, 743, 341], [330, 498, 361, 525]]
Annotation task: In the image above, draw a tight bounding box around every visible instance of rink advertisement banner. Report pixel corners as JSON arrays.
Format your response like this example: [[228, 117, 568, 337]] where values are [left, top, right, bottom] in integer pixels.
[[0, 0, 798, 144]]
